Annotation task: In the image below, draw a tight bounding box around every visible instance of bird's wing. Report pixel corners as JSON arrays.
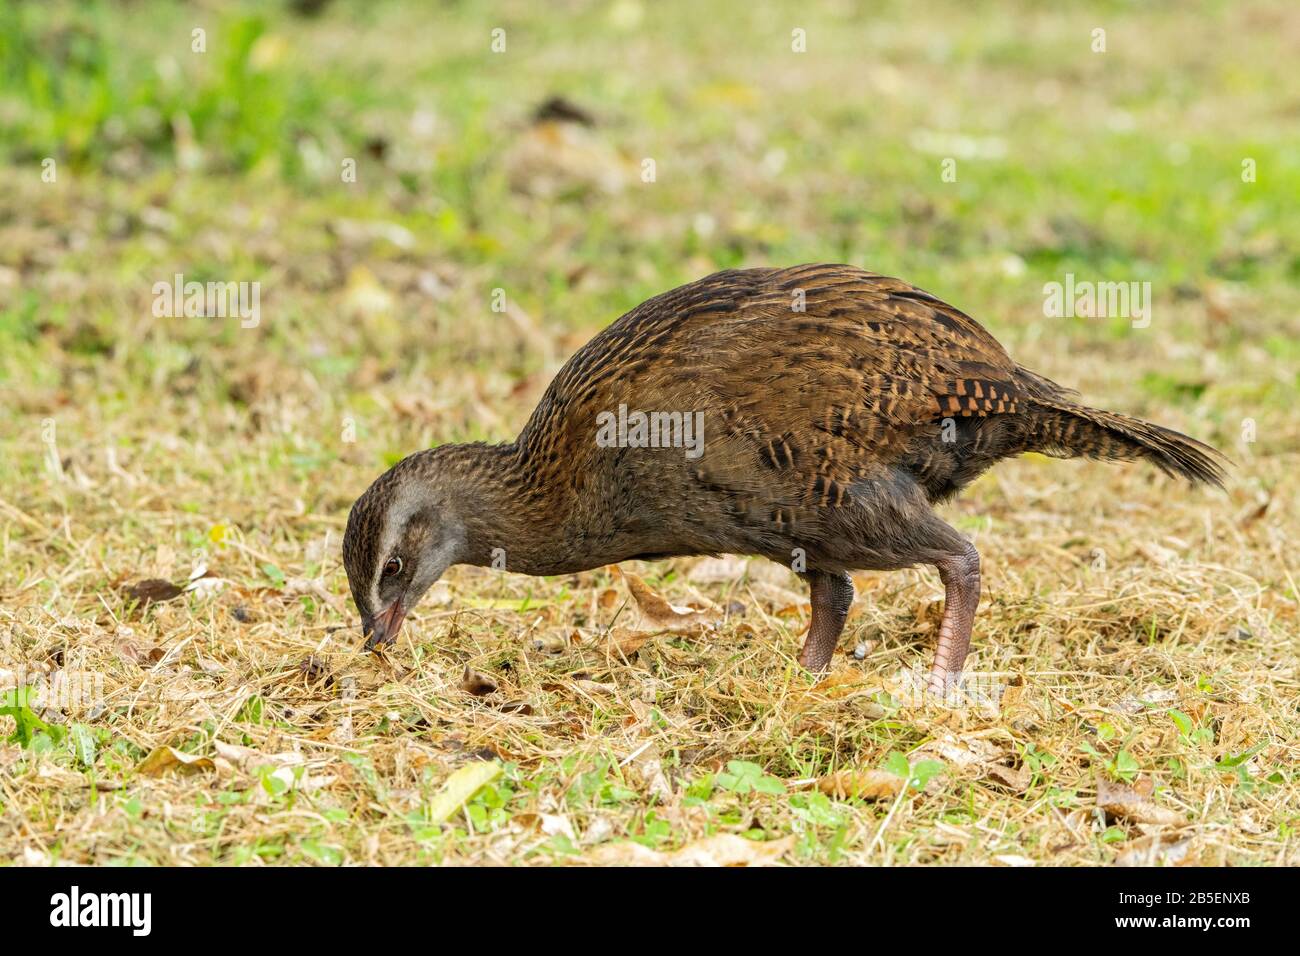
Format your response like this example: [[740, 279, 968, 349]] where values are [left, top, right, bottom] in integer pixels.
[[517, 264, 1028, 531], [679, 266, 1028, 507]]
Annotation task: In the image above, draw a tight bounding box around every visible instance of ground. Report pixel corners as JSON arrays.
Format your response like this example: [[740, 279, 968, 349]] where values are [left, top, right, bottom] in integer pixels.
[[0, 0, 1297, 866]]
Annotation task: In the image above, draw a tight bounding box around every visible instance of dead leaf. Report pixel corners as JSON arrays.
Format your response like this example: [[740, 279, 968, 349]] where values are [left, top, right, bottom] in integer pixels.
[[603, 630, 656, 658], [496, 699, 534, 715], [619, 570, 720, 634], [817, 769, 904, 800], [298, 655, 335, 687], [117, 641, 165, 666], [573, 678, 617, 696], [986, 763, 1033, 792], [212, 740, 303, 773], [1097, 778, 1185, 827], [628, 744, 673, 801], [915, 734, 1002, 770], [581, 834, 793, 867], [136, 746, 214, 776], [122, 579, 184, 606], [460, 666, 499, 696]]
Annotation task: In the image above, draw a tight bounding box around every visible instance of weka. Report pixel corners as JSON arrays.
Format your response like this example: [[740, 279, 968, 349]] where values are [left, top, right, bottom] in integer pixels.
[[343, 264, 1225, 693]]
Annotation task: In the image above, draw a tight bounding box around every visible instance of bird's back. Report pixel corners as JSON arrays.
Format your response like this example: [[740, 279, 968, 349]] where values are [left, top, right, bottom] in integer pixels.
[[510, 264, 1080, 562]]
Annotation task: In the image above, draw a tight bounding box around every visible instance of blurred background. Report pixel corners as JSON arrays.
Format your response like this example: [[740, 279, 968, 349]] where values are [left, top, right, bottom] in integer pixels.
[[2, 2, 1296, 483], [0, 0, 1297, 868]]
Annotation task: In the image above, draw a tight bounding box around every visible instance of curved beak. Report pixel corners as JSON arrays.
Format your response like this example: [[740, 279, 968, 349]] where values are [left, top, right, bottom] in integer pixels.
[[362, 600, 406, 650]]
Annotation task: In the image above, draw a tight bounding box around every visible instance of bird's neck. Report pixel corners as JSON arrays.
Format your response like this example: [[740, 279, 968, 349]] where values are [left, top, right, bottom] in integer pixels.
[[435, 441, 575, 575]]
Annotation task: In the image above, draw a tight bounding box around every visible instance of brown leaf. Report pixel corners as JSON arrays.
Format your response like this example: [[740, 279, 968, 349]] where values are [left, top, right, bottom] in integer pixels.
[[460, 666, 499, 696], [603, 630, 656, 658], [817, 769, 905, 800], [298, 655, 335, 687], [117, 641, 165, 666], [496, 700, 534, 715], [136, 746, 214, 776], [122, 579, 184, 605], [573, 678, 617, 696], [986, 763, 1033, 792], [1096, 778, 1185, 827], [619, 570, 720, 633]]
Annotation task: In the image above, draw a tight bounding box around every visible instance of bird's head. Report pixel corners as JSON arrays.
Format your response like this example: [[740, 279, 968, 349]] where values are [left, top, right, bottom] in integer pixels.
[[342, 452, 466, 650]]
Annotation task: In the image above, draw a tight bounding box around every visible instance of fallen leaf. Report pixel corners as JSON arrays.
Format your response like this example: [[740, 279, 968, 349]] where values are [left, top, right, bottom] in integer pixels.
[[993, 854, 1036, 867], [816, 769, 904, 800], [581, 834, 793, 867], [426, 762, 502, 825], [122, 579, 184, 605], [986, 763, 1033, 792], [628, 744, 673, 801], [117, 641, 165, 666], [915, 734, 1002, 770], [1097, 778, 1185, 827], [460, 666, 499, 696], [603, 630, 656, 658], [298, 655, 335, 687], [573, 678, 617, 696], [1114, 687, 1178, 715], [619, 570, 720, 634], [136, 746, 214, 776], [212, 740, 304, 773]]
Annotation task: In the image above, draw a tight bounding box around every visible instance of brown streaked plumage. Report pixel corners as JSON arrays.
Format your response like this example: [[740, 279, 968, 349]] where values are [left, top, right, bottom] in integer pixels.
[[343, 264, 1226, 694]]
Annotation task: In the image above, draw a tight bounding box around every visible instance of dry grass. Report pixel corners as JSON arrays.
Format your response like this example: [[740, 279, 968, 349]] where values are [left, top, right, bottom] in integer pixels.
[[1, 0, 1298, 866]]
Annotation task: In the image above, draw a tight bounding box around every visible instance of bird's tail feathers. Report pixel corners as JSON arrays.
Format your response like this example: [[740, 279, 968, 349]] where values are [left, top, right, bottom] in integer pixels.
[[1024, 400, 1228, 488]]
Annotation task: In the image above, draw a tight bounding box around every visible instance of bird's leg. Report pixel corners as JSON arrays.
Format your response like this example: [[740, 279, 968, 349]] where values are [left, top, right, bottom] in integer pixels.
[[928, 542, 981, 696], [798, 570, 854, 671]]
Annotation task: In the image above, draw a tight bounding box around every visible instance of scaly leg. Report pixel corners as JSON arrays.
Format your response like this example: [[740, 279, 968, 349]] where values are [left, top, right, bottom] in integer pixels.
[[798, 570, 854, 671], [927, 542, 981, 695]]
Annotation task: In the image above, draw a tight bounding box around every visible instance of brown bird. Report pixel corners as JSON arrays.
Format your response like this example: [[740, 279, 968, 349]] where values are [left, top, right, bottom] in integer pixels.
[[343, 264, 1225, 693]]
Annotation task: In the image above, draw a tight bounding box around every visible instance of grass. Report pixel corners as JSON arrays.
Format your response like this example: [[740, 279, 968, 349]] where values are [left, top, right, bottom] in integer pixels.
[[0, 0, 1297, 866]]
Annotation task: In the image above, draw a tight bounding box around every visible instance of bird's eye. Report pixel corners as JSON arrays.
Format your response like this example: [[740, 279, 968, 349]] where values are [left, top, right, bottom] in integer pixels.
[[382, 557, 403, 578]]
